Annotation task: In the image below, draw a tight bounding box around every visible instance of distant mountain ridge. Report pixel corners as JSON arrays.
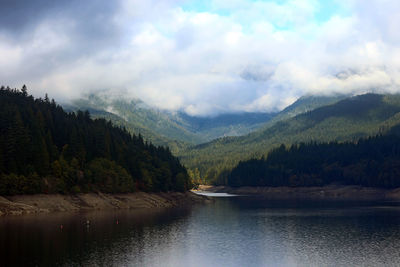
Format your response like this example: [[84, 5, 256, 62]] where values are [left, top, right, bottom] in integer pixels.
[[267, 94, 348, 125], [68, 93, 277, 147], [67, 91, 400, 184], [179, 93, 400, 182], [69, 93, 348, 147]]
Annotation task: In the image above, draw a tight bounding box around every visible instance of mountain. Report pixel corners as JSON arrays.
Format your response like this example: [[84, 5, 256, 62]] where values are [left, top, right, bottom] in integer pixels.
[[69, 94, 201, 145], [0, 86, 191, 195], [68, 91, 400, 185], [64, 100, 188, 154], [265, 94, 348, 126], [69, 92, 276, 147], [173, 111, 276, 140], [180, 93, 400, 182]]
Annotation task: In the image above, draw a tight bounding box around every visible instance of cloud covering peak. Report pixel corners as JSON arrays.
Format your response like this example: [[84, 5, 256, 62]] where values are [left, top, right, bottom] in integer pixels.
[[1, 0, 400, 115]]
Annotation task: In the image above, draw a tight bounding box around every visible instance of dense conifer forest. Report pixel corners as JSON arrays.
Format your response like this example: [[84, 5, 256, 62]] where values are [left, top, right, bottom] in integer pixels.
[[0, 86, 192, 195], [223, 133, 400, 188], [181, 94, 400, 184]]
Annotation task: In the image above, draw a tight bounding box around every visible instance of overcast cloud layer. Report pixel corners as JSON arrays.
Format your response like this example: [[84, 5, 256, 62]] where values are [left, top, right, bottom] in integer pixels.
[[1, 0, 400, 116]]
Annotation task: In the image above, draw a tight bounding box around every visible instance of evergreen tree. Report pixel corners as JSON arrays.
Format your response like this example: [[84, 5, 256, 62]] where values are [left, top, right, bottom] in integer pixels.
[[0, 86, 192, 195]]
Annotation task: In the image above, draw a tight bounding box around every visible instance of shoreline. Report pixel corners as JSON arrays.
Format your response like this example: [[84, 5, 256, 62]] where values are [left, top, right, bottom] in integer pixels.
[[0, 191, 210, 217], [196, 185, 400, 201]]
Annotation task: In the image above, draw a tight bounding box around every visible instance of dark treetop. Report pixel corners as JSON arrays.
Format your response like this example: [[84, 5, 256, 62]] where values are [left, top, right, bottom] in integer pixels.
[[225, 133, 400, 188], [0, 86, 191, 195]]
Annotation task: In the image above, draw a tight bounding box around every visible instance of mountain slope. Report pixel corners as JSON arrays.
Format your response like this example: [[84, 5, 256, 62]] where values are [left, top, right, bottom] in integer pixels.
[[173, 111, 276, 140], [70, 93, 276, 146], [0, 86, 191, 194], [64, 102, 188, 154], [70, 95, 202, 145], [226, 134, 400, 188], [180, 94, 400, 182], [265, 94, 348, 126]]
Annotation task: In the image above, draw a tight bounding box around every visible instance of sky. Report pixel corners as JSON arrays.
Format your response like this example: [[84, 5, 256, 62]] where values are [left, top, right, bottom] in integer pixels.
[[1, 0, 400, 116]]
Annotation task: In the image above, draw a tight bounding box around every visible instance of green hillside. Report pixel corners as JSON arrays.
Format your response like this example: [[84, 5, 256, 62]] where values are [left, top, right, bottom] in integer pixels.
[[68, 92, 400, 185], [64, 103, 187, 154], [70, 94, 201, 146], [176, 112, 275, 140], [226, 134, 400, 188], [264, 94, 347, 126], [70, 93, 276, 147], [180, 94, 400, 183], [0, 86, 191, 195]]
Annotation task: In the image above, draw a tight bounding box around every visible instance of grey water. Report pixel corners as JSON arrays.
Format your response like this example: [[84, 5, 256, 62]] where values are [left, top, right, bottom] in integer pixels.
[[2, 194, 400, 266]]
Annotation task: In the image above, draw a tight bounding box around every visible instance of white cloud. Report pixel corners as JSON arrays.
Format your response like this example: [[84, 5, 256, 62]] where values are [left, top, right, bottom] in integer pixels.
[[0, 38, 23, 79], [1, 0, 400, 115]]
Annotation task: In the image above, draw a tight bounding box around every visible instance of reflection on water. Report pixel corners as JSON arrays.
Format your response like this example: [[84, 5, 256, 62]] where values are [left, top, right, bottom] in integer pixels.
[[1, 197, 400, 266], [0, 207, 193, 266], [194, 191, 238, 197]]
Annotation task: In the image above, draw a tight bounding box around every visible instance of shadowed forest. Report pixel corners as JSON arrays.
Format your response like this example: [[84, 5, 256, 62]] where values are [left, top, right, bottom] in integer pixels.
[[3, 86, 400, 194], [0, 86, 191, 195], [223, 134, 400, 188]]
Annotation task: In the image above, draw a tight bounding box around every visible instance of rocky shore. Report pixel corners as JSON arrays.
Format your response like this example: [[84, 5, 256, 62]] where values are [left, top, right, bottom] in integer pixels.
[[0, 191, 210, 216], [197, 185, 400, 201]]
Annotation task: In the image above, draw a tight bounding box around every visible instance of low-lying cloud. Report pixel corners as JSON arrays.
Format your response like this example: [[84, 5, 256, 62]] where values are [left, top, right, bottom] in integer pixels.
[[1, 0, 400, 116]]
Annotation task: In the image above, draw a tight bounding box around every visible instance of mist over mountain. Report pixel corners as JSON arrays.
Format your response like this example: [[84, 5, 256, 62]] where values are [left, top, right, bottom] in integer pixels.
[[66, 92, 354, 153], [3, 1, 400, 116], [179, 93, 400, 182], [68, 92, 277, 147]]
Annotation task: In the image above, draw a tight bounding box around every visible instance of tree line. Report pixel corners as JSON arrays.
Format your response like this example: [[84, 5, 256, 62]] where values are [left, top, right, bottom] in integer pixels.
[[0, 86, 192, 195], [224, 133, 400, 188], [181, 94, 400, 184]]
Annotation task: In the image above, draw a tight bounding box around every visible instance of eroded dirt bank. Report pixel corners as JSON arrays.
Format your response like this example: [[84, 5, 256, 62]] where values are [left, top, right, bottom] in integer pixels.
[[0, 191, 210, 216], [197, 185, 400, 201]]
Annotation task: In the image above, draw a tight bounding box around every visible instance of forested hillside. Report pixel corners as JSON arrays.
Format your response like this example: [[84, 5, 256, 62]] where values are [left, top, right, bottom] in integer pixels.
[[225, 134, 400, 188], [181, 94, 400, 183], [172, 111, 275, 141], [70, 93, 275, 146], [262, 94, 347, 128], [64, 103, 187, 154], [70, 94, 201, 147], [0, 86, 191, 195]]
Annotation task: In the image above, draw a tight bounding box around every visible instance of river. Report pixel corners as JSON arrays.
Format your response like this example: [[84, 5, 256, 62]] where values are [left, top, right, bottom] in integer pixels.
[[2, 192, 400, 266]]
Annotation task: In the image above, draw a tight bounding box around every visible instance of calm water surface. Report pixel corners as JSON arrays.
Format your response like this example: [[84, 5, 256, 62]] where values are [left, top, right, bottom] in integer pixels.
[[2, 193, 400, 266]]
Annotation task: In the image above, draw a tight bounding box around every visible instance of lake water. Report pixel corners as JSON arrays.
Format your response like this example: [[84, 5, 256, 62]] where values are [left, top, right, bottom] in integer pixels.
[[2, 193, 400, 266]]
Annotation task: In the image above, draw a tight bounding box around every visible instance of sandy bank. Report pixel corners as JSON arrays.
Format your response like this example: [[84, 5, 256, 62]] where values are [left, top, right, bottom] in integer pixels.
[[0, 191, 210, 216], [197, 185, 400, 201]]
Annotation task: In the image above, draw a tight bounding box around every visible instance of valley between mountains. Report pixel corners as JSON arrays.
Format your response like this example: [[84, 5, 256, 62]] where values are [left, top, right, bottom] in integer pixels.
[[68, 92, 400, 185]]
